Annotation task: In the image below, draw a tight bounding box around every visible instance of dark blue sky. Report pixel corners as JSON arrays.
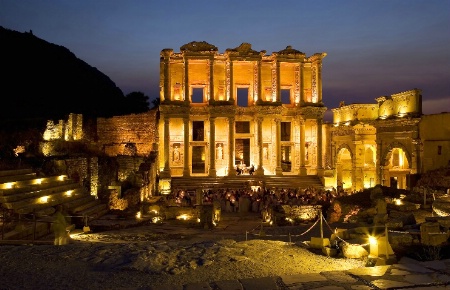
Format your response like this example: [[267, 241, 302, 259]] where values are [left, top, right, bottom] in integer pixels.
[[2, 0, 449, 119]]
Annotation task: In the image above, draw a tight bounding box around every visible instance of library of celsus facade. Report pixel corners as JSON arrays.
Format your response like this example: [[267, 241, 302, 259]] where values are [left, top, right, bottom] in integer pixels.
[[158, 41, 327, 183]]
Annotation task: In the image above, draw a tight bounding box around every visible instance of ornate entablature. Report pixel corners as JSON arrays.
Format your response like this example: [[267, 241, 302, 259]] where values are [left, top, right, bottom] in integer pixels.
[[159, 105, 190, 116], [332, 103, 378, 124], [331, 126, 354, 137], [353, 124, 377, 135], [305, 53, 327, 62], [209, 105, 237, 116], [254, 105, 283, 115], [299, 106, 327, 119], [374, 118, 421, 133], [376, 88, 422, 119]]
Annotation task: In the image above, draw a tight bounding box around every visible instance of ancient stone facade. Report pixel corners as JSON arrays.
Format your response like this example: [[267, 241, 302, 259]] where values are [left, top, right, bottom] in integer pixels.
[[329, 89, 424, 191], [158, 41, 327, 181]]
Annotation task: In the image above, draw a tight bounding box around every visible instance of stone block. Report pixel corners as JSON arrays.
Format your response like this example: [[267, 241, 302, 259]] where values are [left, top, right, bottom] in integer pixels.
[[341, 243, 369, 259], [322, 246, 338, 257], [310, 237, 330, 249]]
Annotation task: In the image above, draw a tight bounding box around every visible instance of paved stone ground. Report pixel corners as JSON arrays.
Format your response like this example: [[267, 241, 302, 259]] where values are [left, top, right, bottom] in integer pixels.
[[153, 257, 450, 290]]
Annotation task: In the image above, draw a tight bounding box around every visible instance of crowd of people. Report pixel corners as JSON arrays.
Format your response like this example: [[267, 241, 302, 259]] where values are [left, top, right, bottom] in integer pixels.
[[170, 185, 350, 217]]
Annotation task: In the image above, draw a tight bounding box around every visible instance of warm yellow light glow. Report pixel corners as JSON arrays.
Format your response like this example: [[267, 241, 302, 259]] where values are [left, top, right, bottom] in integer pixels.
[[39, 196, 49, 203], [369, 236, 378, 245], [58, 175, 66, 181], [152, 217, 161, 223], [65, 190, 73, 197], [399, 149, 404, 167], [197, 218, 201, 223], [177, 214, 191, 221], [34, 178, 43, 185], [5, 182, 15, 189], [285, 217, 294, 223], [136, 211, 141, 219], [151, 210, 159, 215], [395, 199, 402, 206]]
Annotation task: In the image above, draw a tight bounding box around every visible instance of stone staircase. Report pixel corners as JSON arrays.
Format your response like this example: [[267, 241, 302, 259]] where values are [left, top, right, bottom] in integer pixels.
[[171, 175, 323, 190], [0, 168, 109, 241]]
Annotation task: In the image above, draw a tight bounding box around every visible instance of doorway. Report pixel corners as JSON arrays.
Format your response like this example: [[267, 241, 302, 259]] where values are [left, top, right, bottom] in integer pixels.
[[235, 139, 250, 167]]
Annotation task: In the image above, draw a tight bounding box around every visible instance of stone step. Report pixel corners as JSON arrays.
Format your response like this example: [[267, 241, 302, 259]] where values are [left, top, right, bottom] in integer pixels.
[[1, 185, 83, 209], [12, 188, 85, 215], [0, 168, 34, 177], [0, 173, 37, 186], [0, 179, 75, 196]]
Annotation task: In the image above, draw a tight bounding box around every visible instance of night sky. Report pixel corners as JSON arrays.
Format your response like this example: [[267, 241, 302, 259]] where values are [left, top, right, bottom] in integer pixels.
[[1, 0, 449, 120]]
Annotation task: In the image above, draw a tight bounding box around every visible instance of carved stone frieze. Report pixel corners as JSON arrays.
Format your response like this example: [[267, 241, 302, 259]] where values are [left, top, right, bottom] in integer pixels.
[[299, 106, 327, 119], [210, 106, 236, 116], [254, 105, 283, 115], [159, 105, 190, 115], [331, 127, 354, 137]]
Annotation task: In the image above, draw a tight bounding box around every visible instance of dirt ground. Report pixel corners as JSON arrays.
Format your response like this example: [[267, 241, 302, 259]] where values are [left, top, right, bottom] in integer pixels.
[[0, 212, 367, 289]]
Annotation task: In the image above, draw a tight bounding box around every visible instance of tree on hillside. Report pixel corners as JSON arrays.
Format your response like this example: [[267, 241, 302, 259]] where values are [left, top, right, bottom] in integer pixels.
[[123, 91, 150, 114]]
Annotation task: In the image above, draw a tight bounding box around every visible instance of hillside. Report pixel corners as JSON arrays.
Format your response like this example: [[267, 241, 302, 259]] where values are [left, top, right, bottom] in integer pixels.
[[0, 26, 127, 129]]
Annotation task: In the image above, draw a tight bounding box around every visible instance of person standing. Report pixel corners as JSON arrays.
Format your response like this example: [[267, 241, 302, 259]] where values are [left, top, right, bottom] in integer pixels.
[[52, 205, 68, 245]]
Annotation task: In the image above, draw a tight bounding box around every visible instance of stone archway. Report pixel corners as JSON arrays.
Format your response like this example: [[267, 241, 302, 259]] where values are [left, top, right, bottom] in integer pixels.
[[336, 144, 353, 191], [381, 141, 412, 189]]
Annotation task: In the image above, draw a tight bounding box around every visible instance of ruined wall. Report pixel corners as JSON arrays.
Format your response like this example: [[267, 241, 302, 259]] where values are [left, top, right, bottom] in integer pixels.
[[420, 113, 450, 171], [96, 110, 158, 157]]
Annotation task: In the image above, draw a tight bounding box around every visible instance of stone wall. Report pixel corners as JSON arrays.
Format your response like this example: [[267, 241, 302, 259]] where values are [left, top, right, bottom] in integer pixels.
[[420, 113, 450, 172], [96, 110, 158, 157]]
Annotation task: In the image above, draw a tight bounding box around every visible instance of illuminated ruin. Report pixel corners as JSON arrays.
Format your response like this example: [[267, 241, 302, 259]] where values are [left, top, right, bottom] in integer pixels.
[[37, 42, 450, 197], [158, 41, 327, 185]]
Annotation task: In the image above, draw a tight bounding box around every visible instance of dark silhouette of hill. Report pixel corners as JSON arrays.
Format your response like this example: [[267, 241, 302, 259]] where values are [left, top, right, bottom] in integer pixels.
[[0, 26, 128, 130]]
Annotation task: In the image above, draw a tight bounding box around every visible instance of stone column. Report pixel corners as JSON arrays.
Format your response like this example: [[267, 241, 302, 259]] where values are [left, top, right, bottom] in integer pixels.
[[184, 58, 189, 102], [275, 118, 283, 175], [227, 117, 235, 176], [317, 62, 323, 104], [162, 117, 170, 176], [256, 117, 264, 175], [209, 117, 216, 177], [229, 60, 234, 103], [209, 57, 214, 104], [299, 119, 307, 175], [183, 117, 190, 177], [276, 61, 281, 102], [257, 60, 262, 103], [317, 118, 323, 175], [163, 56, 170, 102], [375, 139, 382, 185], [300, 63, 304, 105]]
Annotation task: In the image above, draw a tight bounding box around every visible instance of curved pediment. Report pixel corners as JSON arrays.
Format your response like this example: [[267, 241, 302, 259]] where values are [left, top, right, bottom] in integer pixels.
[[226, 43, 265, 57], [277, 45, 305, 56], [180, 41, 218, 52]]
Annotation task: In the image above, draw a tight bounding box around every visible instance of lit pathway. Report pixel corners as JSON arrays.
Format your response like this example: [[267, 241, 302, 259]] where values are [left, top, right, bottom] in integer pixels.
[[154, 257, 450, 290]]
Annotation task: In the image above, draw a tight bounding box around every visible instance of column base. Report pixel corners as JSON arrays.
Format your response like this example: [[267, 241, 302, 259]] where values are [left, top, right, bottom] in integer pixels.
[[275, 167, 283, 176], [299, 166, 307, 176], [317, 167, 324, 177], [209, 169, 217, 177], [255, 167, 264, 176], [182, 169, 190, 177], [159, 170, 171, 179]]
